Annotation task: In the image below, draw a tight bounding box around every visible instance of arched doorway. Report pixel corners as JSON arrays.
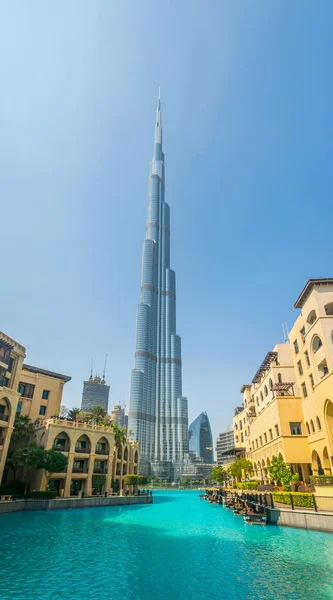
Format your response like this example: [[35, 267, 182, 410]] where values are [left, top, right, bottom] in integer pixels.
[[53, 431, 70, 452], [311, 450, 324, 476], [324, 400, 333, 453], [323, 447, 332, 475]]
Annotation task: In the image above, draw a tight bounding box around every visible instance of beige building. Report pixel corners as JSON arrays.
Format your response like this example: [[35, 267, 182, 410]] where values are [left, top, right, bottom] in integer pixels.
[[17, 364, 71, 421], [234, 344, 311, 482], [0, 329, 140, 493], [0, 332, 26, 485], [289, 278, 333, 477], [32, 418, 139, 496]]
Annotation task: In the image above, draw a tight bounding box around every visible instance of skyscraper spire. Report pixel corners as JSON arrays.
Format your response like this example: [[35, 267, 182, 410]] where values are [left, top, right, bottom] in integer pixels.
[[128, 96, 188, 481]]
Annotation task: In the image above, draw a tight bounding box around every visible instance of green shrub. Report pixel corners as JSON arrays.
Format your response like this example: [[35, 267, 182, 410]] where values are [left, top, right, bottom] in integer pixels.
[[236, 482, 258, 490], [25, 491, 57, 499], [273, 492, 314, 508], [138, 476, 148, 485], [0, 486, 24, 498], [123, 475, 139, 486]]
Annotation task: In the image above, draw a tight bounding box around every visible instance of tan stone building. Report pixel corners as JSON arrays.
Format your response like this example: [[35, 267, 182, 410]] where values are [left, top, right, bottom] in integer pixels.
[[32, 419, 139, 496], [289, 278, 333, 477], [0, 332, 26, 485], [0, 329, 140, 493], [17, 364, 71, 421], [234, 344, 311, 482]]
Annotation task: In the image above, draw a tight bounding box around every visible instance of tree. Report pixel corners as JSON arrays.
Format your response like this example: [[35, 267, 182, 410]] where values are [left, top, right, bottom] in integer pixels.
[[229, 459, 253, 479], [59, 405, 68, 418], [112, 424, 127, 447], [5, 416, 36, 481], [67, 408, 80, 421], [86, 405, 107, 425], [124, 474, 139, 486], [267, 456, 293, 490], [26, 446, 68, 488], [210, 466, 225, 485]]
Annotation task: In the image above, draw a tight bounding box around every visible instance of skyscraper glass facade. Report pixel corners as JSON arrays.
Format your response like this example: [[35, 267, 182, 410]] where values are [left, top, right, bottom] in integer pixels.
[[128, 95, 188, 480], [188, 412, 214, 464]]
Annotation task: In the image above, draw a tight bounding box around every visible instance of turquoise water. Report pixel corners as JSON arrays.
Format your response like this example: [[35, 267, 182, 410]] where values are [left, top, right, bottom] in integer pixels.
[[1, 491, 333, 599]]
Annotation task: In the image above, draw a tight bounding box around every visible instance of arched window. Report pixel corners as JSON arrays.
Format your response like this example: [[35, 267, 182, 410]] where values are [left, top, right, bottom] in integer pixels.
[[264, 385, 268, 397], [310, 419, 315, 433], [277, 373, 282, 384], [324, 302, 333, 316], [269, 379, 273, 391], [312, 335, 323, 353], [306, 422, 310, 434], [316, 416, 322, 430], [307, 310, 317, 326], [260, 392, 264, 402]]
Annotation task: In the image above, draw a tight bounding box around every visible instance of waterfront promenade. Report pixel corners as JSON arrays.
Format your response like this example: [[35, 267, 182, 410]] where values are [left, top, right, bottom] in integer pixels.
[[1, 490, 333, 600]]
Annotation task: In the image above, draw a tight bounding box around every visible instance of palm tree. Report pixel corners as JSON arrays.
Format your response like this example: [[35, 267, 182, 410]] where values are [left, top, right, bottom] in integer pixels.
[[67, 408, 80, 421], [87, 405, 107, 425]]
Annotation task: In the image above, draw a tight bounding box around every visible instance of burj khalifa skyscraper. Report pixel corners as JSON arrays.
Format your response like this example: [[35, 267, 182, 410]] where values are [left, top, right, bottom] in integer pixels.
[[128, 93, 188, 480]]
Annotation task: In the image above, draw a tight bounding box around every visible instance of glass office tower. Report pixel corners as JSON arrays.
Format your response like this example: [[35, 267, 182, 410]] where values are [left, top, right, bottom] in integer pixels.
[[128, 94, 188, 480], [188, 412, 214, 464]]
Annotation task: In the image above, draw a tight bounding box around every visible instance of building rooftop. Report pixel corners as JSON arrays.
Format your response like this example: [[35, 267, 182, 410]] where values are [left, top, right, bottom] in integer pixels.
[[294, 278, 333, 309], [252, 352, 278, 384], [23, 364, 71, 383], [240, 384, 251, 393]]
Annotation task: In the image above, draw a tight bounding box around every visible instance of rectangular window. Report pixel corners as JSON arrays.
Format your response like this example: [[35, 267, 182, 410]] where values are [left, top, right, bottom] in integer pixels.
[[269, 429, 273, 440], [304, 350, 310, 367], [241, 432, 244, 443], [256, 439, 258, 449], [275, 424, 279, 437], [309, 374, 314, 389], [252, 442, 254, 451], [264, 432, 267, 443], [7, 357, 14, 373], [259, 436, 262, 446], [16, 400, 23, 414], [42, 390, 50, 400], [297, 360, 303, 376], [301, 382, 308, 398], [39, 405, 46, 416], [300, 327, 306, 343], [17, 382, 35, 399], [290, 422, 302, 435], [293, 339, 299, 354]]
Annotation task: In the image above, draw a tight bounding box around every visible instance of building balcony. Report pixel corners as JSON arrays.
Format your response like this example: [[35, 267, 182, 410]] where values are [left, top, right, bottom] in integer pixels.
[[94, 468, 107, 474], [53, 445, 69, 453], [0, 414, 9, 423], [75, 446, 90, 454], [95, 448, 108, 455], [72, 466, 88, 473]]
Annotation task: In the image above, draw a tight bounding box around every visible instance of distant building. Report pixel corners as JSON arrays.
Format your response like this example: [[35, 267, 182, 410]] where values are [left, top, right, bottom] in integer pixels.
[[81, 374, 110, 413], [188, 412, 214, 464], [216, 426, 234, 466], [110, 405, 126, 429]]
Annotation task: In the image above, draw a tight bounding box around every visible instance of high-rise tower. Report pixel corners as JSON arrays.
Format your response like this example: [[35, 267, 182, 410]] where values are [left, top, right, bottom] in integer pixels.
[[128, 93, 188, 480]]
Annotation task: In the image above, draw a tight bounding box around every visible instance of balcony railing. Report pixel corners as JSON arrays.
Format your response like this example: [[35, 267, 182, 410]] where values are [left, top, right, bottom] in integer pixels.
[[75, 446, 90, 454], [94, 468, 107, 474], [53, 445, 69, 452], [72, 466, 89, 473], [0, 414, 9, 422], [95, 448, 108, 455]]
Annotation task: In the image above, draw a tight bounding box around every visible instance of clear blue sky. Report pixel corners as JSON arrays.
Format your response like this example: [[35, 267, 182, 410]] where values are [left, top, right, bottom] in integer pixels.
[[2, 1, 333, 442]]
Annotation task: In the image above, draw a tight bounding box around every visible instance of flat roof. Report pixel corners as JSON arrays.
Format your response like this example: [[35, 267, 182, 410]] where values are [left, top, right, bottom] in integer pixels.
[[240, 384, 251, 393], [294, 278, 333, 309], [23, 364, 71, 383]]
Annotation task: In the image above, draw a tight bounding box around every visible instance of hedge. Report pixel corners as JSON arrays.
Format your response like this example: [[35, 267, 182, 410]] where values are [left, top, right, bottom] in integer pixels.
[[0, 486, 24, 498], [236, 482, 258, 490], [25, 491, 57, 499], [123, 475, 139, 486], [273, 492, 314, 508], [137, 476, 148, 485]]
